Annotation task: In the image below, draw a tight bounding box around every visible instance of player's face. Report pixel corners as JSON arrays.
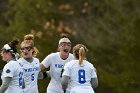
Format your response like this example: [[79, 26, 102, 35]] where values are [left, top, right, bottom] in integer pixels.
[[20, 43, 34, 59], [58, 42, 71, 56], [1, 50, 11, 61]]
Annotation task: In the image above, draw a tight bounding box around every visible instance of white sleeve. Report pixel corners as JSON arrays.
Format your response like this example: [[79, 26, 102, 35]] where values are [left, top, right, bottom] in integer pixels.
[[41, 54, 52, 68], [35, 58, 41, 72], [62, 63, 70, 76], [2, 63, 15, 78], [91, 67, 97, 78]]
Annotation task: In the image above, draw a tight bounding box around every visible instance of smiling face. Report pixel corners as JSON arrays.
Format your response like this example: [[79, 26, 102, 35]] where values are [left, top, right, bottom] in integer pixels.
[[20, 43, 34, 59], [58, 42, 71, 59]]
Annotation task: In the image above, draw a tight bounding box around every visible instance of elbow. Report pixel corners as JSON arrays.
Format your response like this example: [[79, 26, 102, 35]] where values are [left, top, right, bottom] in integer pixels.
[[39, 63, 46, 71], [61, 80, 68, 91], [94, 80, 98, 88], [0, 83, 9, 92], [91, 78, 98, 89], [61, 75, 69, 92], [61, 76, 69, 91]]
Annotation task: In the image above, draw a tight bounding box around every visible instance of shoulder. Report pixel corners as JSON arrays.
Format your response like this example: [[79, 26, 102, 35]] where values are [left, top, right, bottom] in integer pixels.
[[69, 53, 74, 58], [51, 52, 59, 57], [42, 52, 58, 62], [33, 57, 39, 62], [45, 52, 58, 58], [6, 60, 17, 66], [65, 60, 75, 67], [84, 60, 95, 69], [65, 53, 74, 61], [33, 57, 40, 65], [69, 53, 73, 56], [17, 58, 26, 67], [4, 61, 17, 70], [17, 58, 24, 62], [17, 58, 26, 66]]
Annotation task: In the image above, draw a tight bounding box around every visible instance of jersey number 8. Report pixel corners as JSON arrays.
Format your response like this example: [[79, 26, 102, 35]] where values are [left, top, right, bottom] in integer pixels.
[[78, 69, 86, 84]]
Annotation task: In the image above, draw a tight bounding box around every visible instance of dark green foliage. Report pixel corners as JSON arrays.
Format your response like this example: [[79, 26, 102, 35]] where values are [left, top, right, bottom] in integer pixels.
[[0, 0, 139, 93]]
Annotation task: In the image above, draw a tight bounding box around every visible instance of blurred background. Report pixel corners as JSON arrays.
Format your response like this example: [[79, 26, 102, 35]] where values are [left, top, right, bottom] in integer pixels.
[[0, 0, 139, 93]]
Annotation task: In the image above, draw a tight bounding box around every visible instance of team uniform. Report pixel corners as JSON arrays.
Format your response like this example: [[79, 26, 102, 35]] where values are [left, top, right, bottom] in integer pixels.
[[41, 52, 74, 93], [1, 60, 24, 93], [62, 60, 97, 93], [18, 57, 40, 93]]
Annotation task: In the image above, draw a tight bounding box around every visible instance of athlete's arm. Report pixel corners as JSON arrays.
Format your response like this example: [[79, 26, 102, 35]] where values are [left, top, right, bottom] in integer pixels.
[[38, 71, 50, 79], [91, 77, 98, 89], [39, 63, 47, 71], [0, 77, 12, 93], [61, 75, 69, 92]]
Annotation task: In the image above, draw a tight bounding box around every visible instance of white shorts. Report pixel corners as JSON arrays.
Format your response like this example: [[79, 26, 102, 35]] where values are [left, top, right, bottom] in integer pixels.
[[46, 83, 64, 93], [70, 86, 95, 93]]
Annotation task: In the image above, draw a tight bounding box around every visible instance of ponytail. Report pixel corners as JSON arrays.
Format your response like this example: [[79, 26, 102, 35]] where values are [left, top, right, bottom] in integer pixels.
[[79, 47, 85, 66], [73, 44, 88, 66]]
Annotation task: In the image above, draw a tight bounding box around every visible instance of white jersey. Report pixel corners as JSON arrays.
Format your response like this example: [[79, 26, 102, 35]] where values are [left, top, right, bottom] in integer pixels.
[[62, 60, 97, 93], [1, 60, 24, 93], [18, 57, 40, 93], [41, 52, 74, 93], [70, 86, 95, 93]]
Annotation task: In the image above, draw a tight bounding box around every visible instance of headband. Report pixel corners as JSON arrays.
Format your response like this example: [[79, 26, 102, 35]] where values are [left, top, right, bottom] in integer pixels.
[[1, 44, 14, 53], [59, 38, 71, 44]]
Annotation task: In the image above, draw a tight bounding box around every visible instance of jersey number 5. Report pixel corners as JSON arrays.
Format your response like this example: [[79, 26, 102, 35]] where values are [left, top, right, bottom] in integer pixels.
[[78, 69, 86, 84], [31, 73, 35, 81]]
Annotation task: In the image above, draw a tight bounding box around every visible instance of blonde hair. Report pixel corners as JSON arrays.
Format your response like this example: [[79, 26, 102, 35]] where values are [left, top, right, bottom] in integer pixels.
[[79, 47, 85, 66], [23, 34, 34, 46], [73, 44, 88, 66], [21, 34, 39, 57]]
